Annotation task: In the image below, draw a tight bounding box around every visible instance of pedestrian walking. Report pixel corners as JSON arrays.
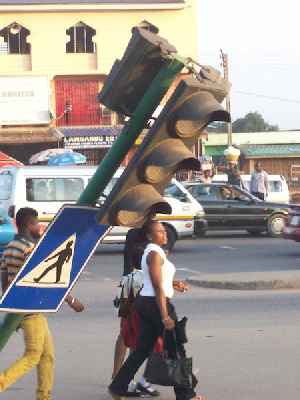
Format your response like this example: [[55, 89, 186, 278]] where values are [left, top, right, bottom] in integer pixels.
[[112, 215, 159, 397], [108, 220, 205, 400], [250, 162, 268, 200], [115, 247, 161, 397], [0, 207, 84, 400]]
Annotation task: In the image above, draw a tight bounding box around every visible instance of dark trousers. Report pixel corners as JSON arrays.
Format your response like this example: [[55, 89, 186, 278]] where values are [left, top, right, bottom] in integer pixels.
[[251, 191, 265, 200], [109, 296, 197, 400]]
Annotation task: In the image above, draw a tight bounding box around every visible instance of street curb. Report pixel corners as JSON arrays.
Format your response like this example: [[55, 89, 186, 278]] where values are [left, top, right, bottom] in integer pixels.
[[186, 276, 300, 290]]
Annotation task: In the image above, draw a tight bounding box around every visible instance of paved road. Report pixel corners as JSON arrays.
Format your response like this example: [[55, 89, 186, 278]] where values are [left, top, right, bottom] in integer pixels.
[[1, 233, 300, 400], [170, 231, 300, 275]]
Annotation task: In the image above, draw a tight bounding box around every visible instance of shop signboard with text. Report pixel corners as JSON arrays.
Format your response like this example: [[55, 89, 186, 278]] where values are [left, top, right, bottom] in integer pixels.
[[0, 76, 50, 125], [64, 134, 117, 149]]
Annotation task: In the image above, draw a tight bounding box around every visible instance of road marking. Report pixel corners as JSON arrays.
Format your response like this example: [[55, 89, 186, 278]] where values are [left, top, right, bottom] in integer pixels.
[[220, 246, 237, 250]]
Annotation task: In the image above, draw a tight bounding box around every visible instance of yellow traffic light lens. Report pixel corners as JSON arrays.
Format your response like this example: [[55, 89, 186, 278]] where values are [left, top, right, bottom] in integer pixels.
[[111, 184, 171, 227], [145, 165, 175, 183], [143, 139, 200, 183], [175, 116, 211, 137], [117, 208, 152, 227]]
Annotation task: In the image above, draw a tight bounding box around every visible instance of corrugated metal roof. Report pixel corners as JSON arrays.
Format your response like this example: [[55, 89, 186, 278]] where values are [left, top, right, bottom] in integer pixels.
[[52, 125, 122, 137], [0, 0, 184, 4], [236, 144, 300, 157]]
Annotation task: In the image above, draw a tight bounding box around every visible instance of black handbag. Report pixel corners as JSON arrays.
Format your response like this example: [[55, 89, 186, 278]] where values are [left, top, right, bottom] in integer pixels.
[[146, 329, 192, 388]]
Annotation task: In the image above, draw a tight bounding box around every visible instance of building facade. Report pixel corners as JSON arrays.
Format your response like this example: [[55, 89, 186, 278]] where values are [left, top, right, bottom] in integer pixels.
[[202, 131, 300, 186], [0, 0, 198, 165]]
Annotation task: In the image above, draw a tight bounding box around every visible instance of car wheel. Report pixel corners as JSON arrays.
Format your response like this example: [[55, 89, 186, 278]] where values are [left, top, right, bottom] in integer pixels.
[[267, 214, 286, 237], [162, 225, 176, 252], [247, 229, 263, 235]]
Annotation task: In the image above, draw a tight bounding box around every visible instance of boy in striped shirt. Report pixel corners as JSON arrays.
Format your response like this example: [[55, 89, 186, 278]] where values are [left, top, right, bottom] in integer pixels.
[[0, 207, 84, 400]]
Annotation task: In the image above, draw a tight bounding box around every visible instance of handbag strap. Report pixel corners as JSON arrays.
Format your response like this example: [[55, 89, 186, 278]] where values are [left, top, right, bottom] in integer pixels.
[[161, 328, 180, 359]]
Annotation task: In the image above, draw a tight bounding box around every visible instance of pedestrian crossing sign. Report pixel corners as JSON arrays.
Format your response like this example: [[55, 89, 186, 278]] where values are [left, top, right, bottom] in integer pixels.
[[0, 204, 112, 313], [17, 233, 76, 288]]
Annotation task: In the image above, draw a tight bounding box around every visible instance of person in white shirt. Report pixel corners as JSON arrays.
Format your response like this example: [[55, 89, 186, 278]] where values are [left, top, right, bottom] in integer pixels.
[[109, 220, 205, 400], [250, 162, 268, 200]]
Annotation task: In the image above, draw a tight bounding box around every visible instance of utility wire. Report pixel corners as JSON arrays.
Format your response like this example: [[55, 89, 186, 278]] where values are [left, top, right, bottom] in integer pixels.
[[232, 90, 300, 103], [200, 53, 300, 102]]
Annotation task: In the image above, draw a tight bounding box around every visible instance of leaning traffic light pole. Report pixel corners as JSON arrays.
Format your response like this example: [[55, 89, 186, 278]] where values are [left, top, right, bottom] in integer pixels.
[[0, 27, 187, 352], [97, 69, 231, 228]]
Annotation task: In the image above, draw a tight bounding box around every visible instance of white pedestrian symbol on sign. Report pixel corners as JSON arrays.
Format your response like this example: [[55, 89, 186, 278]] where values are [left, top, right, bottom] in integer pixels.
[[16, 234, 76, 288]]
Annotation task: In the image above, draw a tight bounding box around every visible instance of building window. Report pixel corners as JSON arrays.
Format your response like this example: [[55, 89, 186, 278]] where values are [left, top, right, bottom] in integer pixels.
[[55, 80, 112, 126], [0, 22, 30, 54], [66, 22, 96, 53]]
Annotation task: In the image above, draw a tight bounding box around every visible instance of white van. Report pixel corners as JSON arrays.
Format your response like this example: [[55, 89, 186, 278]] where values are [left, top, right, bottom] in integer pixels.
[[212, 173, 290, 203], [0, 166, 206, 250]]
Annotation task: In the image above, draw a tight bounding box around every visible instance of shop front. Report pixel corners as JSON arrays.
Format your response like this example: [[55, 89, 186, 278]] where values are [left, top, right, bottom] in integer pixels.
[[53, 125, 123, 165]]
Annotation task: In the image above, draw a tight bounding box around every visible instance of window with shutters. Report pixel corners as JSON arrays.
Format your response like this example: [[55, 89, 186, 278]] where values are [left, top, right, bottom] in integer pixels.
[[66, 22, 96, 54], [0, 22, 30, 54]]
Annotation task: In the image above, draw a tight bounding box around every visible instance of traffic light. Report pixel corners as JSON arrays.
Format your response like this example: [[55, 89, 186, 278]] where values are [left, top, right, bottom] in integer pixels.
[[98, 27, 177, 116], [97, 67, 231, 228]]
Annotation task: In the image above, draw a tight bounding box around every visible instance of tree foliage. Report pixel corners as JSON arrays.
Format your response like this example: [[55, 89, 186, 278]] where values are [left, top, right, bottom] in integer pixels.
[[232, 111, 279, 133]]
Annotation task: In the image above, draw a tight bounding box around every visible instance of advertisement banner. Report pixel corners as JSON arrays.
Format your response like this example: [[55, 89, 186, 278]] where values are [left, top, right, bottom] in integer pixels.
[[0, 76, 50, 125]]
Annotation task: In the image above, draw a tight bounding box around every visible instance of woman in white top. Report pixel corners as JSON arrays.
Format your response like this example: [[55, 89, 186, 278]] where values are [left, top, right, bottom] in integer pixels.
[[109, 220, 204, 400]]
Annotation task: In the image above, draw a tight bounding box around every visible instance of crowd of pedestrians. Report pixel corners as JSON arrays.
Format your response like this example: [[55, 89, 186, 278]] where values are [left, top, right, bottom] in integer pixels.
[[0, 208, 205, 400]]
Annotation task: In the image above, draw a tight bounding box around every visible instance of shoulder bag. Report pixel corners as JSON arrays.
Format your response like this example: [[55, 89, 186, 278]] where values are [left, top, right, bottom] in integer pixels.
[[146, 329, 192, 388]]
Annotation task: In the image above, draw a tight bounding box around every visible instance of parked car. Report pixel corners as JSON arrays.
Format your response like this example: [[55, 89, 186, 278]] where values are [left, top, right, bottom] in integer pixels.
[[282, 204, 300, 242], [165, 182, 290, 237], [0, 213, 17, 258]]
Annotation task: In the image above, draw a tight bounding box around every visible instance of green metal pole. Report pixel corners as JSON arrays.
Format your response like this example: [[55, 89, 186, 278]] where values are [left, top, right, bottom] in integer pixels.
[[0, 54, 186, 352], [0, 314, 23, 352]]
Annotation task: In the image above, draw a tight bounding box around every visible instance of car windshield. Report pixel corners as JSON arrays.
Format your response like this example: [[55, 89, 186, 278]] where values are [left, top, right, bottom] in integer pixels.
[[164, 185, 182, 199]]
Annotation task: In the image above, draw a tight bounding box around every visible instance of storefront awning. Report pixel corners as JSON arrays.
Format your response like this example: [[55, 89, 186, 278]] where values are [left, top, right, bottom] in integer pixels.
[[0, 128, 61, 144], [52, 125, 122, 150]]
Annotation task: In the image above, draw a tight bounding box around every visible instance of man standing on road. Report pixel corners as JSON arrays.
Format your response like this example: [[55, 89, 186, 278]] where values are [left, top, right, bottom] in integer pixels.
[[0, 207, 84, 400], [250, 162, 268, 200]]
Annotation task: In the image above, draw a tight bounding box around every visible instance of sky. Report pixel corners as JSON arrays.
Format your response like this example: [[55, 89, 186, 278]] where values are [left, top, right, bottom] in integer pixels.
[[197, 0, 300, 131]]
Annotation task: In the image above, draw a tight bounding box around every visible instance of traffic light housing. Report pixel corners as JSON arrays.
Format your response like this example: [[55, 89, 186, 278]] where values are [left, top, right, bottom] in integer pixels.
[[98, 27, 177, 116], [97, 68, 231, 228]]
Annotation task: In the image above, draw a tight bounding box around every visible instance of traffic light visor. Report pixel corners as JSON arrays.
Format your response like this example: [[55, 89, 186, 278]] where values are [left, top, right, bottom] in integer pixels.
[[111, 184, 172, 227], [142, 139, 200, 183], [173, 92, 231, 137]]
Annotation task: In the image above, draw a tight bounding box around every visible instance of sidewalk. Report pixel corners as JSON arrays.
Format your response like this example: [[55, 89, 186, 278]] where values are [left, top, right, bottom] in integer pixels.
[[187, 270, 300, 290]]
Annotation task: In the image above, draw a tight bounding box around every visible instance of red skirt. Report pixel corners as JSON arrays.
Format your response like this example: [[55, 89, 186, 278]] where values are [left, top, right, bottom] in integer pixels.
[[121, 308, 162, 353]]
